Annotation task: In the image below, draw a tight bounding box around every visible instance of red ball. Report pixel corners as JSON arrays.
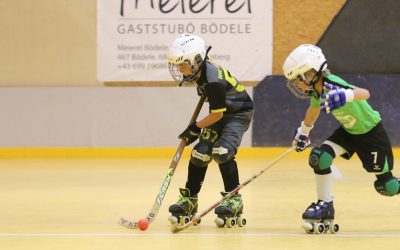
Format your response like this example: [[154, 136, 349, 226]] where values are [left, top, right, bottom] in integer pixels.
[[138, 219, 149, 231]]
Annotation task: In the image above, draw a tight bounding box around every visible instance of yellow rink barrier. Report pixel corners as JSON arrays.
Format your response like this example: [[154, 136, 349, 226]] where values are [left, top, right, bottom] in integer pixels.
[[0, 147, 399, 159]]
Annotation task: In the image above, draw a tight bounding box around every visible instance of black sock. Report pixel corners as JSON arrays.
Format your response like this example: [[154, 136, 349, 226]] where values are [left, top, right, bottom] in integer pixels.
[[219, 159, 239, 192], [185, 161, 208, 195]]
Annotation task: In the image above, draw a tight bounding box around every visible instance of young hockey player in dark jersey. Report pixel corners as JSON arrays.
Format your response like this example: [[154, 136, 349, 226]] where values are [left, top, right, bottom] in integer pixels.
[[282, 44, 400, 234], [167, 34, 254, 228]]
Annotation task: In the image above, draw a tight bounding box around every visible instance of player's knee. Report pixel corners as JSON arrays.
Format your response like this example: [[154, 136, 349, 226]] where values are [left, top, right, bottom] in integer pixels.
[[190, 142, 212, 167], [308, 146, 334, 175], [212, 143, 235, 164], [374, 174, 400, 196]]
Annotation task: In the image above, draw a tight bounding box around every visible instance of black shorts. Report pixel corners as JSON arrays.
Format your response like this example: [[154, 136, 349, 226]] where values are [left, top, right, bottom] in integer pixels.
[[200, 112, 254, 154], [326, 122, 393, 173]]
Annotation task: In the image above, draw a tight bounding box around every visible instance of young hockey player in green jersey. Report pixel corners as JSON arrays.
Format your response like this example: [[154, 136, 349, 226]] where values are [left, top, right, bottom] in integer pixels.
[[282, 44, 399, 234], [167, 34, 254, 228]]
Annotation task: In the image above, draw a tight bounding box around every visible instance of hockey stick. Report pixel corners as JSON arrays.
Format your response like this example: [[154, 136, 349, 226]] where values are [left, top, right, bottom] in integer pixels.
[[171, 146, 294, 233], [119, 96, 206, 229]]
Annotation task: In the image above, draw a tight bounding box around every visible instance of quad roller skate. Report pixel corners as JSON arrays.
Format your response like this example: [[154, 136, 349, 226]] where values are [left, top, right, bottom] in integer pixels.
[[168, 188, 200, 225], [214, 192, 246, 228], [301, 200, 339, 234]]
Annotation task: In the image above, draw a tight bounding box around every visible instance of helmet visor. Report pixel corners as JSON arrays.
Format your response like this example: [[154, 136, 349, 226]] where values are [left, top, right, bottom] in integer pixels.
[[168, 62, 198, 86], [286, 79, 314, 99]]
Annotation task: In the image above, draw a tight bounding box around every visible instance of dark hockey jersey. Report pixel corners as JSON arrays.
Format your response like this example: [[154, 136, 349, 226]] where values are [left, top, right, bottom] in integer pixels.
[[196, 61, 254, 119]]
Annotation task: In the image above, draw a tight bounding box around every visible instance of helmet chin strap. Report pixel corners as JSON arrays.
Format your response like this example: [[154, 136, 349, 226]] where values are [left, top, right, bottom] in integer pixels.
[[179, 46, 212, 87], [310, 61, 327, 98]]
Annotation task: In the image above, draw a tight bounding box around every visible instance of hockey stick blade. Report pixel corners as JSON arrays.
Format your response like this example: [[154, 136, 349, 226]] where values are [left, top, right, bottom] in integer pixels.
[[171, 214, 202, 233], [171, 147, 294, 233], [119, 217, 138, 229], [118, 165, 176, 229], [119, 97, 205, 230]]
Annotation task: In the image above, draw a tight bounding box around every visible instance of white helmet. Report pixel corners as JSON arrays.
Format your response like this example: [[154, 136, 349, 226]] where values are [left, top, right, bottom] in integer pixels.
[[283, 44, 327, 80], [282, 44, 328, 98], [168, 34, 206, 85]]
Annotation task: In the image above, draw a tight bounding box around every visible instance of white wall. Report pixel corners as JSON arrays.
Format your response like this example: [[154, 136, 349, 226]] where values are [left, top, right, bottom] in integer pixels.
[[0, 87, 252, 147]]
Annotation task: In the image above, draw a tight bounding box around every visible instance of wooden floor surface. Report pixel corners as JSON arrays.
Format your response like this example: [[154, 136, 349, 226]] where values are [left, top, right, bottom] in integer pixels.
[[0, 153, 399, 249]]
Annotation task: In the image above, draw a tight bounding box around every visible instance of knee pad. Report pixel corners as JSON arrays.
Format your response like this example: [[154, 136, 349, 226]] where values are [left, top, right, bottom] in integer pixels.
[[374, 175, 400, 196], [212, 142, 236, 164], [190, 141, 212, 167], [309, 146, 334, 175]]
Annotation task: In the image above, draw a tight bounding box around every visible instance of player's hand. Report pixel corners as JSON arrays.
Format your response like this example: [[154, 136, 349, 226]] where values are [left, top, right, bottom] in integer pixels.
[[197, 86, 206, 97], [179, 122, 201, 145], [320, 83, 354, 114], [292, 130, 311, 152], [292, 121, 313, 152]]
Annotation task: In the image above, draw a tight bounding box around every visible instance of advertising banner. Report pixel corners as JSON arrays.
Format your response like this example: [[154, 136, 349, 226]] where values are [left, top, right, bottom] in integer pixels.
[[97, 0, 273, 82]]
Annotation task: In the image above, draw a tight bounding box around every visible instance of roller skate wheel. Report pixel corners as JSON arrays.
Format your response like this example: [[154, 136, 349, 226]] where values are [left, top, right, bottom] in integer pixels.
[[226, 218, 237, 228], [237, 217, 246, 227], [179, 216, 190, 225], [168, 215, 178, 225], [214, 217, 225, 228], [301, 222, 313, 234], [329, 223, 339, 234], [314, 223, 325, 234]]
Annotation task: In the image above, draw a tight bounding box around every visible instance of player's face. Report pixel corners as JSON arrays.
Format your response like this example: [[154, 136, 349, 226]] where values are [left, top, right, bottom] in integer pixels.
[[293, 69, 317, 92], [294, 70, 317, 87], [177, 63, 193, 76], [294, 80, 311, 91]]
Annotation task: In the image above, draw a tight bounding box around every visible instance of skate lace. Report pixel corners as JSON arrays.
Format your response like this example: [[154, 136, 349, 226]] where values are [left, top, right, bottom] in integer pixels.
[[221, 196, 241, 208], [307, 201, 325, 211], [177, 196, 193, 206]]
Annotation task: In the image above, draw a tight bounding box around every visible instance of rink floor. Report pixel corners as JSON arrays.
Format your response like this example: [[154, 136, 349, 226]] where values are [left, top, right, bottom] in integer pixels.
[[0, 149, 399, 250]]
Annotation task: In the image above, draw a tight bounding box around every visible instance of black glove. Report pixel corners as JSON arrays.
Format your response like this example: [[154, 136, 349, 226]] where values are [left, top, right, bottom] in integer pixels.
[[197, 86, 206, 97], [179, 122, 201, 145]]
